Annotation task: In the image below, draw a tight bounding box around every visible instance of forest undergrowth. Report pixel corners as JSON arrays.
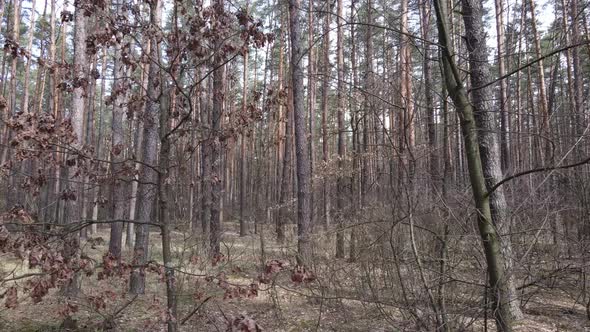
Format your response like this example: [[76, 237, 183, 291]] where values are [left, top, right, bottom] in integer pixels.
[[1, 217, 587, 332]]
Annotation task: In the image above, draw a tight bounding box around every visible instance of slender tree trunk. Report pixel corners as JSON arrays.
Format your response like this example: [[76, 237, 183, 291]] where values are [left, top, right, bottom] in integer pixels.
[[108, 2, 129, 260], [240, 50, 249, 237], [357, 0, 373, 262], [526, 0, 549, 164], [130, 0, 162, 294], [61, 0, 88, 297], [49, 0, 62, 226], [20, 0, 37, 113], [419, 0, 437, 185], [349, 0, 358, 261], [320, 1, 331, 230], [277, 85, 292, 243], [210, 0, 226, 257], [494, 0, 510, 172], [33, 0, 48, 116], [126, 39, 149, 247], [159, 9, 178, 326], [91, 52, 108, 235], [200, 70, 212, 239], [276, 17, 290, 243], [335, 0, 345, 258], [127, 37, 150, 244], [570, 0, 584, 159], [307, 0, 316, 229], [8, 0, 20, 114], [400, 0, 414, 175]]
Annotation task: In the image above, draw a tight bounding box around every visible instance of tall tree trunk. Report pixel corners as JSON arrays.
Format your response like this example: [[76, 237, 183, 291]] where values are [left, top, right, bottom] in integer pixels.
[[419, 0, 437, 184], [91, 52, 108, 235], [108, 2, 129, 260], [61, 0, 88, 297], [358, 0, 373, 262], [494, 0, 510, 171], [159, 8, 178, 326], [210, 0, 226, 257], [289, 0, 312, 265], [277, 81, 292, 243], [460, 0, 524, 326], [320, 1, 331, 230], [570, 0, 584, 159], [400, 0, 414, 175], [33, 0, 48, 115], [3, 0, 22, 208], [130, 0, 162, 294], [200, 70, 212, 239], [126, 39, 149, 247], [335, 0, 345, 258], [307, 0, 316, 228], [276, 16, 290, 243], [20, 0, 37, 113], [8, 0, 20, 114], [349, 0, 358, 261], [240, 50, 249, 237], [526, 0, 549, 165], [433, 0, 522, 329]]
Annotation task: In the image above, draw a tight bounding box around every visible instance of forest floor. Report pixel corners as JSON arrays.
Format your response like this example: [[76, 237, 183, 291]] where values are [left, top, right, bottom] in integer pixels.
[[1, 220, 589, 331]]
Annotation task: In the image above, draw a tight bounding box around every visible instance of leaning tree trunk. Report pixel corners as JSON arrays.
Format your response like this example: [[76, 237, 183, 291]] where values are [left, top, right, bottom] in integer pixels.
[[460, 0, 524, 325], [433, 0, 522, 330]]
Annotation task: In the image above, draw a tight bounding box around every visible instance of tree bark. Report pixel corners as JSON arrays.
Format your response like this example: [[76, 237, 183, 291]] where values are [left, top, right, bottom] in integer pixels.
[[400, 0, 414, 173], [433, 0, 522, 329], [109, 3, 129, 260], [419, 0, 437, 184], [240, 50, 249, 237], [210, 0, 226, 257], [526, 0, 549, 165], [460, 0, 524, 326], [130, 0, 162, 294], [307, 0, 316, 229], [61, 0, 88, 297], [320, 1, 331, 230], [494, 0, 509, 172], [289, 0, 312, 266], [20, 0, 37, 113], [200, 70, 212, 239], [349, 0, 358, 261], [335, 0, 345, 258]]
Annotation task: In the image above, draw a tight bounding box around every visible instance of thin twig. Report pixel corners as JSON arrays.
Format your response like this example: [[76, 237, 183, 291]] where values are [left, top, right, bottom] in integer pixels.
[[180, 296, 213, 325]]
